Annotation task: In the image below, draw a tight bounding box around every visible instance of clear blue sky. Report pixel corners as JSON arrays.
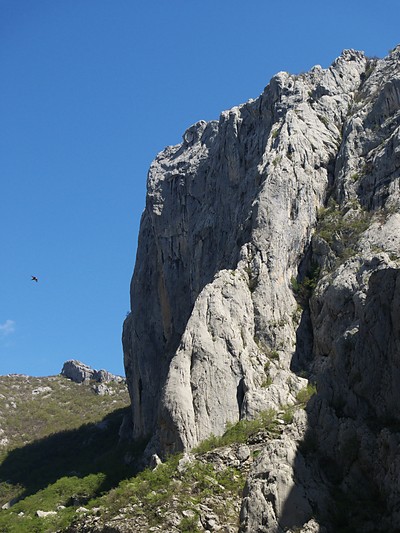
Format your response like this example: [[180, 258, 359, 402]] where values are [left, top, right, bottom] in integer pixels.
[[0, 0, 398, 377]]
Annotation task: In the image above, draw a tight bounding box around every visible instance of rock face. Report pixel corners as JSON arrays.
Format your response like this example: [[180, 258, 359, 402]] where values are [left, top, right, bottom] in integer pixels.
[[123, 46, 400, 531]]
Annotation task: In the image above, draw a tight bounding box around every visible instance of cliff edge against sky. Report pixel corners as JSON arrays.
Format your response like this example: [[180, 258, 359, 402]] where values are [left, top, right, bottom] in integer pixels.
[[123, 46, 400, 531]]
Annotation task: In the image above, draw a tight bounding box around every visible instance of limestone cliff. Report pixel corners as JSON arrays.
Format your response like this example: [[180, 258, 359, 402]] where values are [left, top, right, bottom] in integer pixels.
[[123, 46, 400, 531]]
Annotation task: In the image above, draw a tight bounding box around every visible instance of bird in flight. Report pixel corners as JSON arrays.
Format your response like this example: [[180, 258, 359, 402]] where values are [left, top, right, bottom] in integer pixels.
[[31, 276, 38, 282]]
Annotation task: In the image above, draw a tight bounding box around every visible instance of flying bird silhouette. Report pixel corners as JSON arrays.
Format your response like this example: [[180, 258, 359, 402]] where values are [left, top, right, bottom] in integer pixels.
[[31, 276, 38, 282]]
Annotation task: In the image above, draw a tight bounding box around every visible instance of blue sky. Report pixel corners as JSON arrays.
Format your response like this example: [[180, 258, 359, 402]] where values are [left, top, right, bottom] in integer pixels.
[[0, 0, 399, 377]]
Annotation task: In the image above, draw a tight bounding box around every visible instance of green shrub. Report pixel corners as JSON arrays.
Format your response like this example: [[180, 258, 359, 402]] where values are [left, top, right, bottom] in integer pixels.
[[296, 383, 317, 405], [0, 374, 142, 533], [281, 405, 296, 424], [291, 263, 320, 305]]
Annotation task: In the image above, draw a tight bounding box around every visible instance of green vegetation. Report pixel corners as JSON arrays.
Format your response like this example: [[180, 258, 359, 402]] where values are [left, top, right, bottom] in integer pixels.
[[180, 514, 203, 533], [262, 360, 273, 388], [90, 455, 245, 530], [272, 155, 282, 167], [269, 350, 279, 360], [363, 60, 376, 81], [316, 199, 372, 262], [0, 407, 146, 531], [350, 172, 360, 182], [0, 376, 283, 532], [281, 405, 296, 424], [0, 374, 318, 532], [296, 383, 317, 405], [0, 374, 136, 532], [194, 409, 279, 454], [0, 474, 105, 532], [279, 383, 317, 424], [278, 383, 316, 426], [0, 441, 245, 532], [291, 262, 320, 306], [261, 376, 273, 388], [0, 375, 129, 454]]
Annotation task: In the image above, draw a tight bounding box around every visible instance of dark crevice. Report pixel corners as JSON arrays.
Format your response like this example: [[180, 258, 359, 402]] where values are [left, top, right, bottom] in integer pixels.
[[236, 378, 245, 417]]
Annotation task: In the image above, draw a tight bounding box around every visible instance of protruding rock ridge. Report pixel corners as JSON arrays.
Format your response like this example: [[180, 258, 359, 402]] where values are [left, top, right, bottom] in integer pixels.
[[124, 45, 400, 530], [61, 360, 124, 385]]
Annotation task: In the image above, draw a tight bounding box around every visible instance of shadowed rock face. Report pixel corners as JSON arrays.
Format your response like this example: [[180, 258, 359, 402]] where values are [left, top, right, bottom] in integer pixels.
[[124, 46, 400, 531]]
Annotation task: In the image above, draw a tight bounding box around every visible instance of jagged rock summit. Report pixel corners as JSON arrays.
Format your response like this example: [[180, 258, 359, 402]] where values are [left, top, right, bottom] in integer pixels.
[[123, 45, 400, 531]]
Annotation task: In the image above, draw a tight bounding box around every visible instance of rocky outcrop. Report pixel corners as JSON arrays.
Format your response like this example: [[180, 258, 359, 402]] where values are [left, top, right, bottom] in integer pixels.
[[61, 360, 124, 385], [123, 45, 400, 531]]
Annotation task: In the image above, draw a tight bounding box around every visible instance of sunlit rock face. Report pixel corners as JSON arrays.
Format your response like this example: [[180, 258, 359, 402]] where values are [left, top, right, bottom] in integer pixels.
[[124, 46, 400, 531]]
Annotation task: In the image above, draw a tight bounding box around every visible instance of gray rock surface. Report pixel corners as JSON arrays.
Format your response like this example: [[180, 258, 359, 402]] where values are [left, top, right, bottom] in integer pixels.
[[61, 360, 124, 385], [36, 510, 57, 518], [123, 45, 400, 531]]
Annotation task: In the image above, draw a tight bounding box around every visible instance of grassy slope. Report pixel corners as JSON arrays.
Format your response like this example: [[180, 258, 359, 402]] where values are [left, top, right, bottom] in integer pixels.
[[0, 374, 136, 532], [0, 375, 130, 453], [0, 374, 315, 533]]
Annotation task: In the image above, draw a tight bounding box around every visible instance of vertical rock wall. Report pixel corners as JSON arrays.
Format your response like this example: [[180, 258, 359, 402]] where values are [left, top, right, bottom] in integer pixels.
[[123, 44, 400, 531], [123, 49, 367, 452]]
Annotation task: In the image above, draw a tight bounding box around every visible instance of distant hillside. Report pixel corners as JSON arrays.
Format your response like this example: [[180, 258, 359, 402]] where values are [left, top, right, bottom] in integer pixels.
[[0, 367, 134, 532], [0, 372, 128, 454]]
